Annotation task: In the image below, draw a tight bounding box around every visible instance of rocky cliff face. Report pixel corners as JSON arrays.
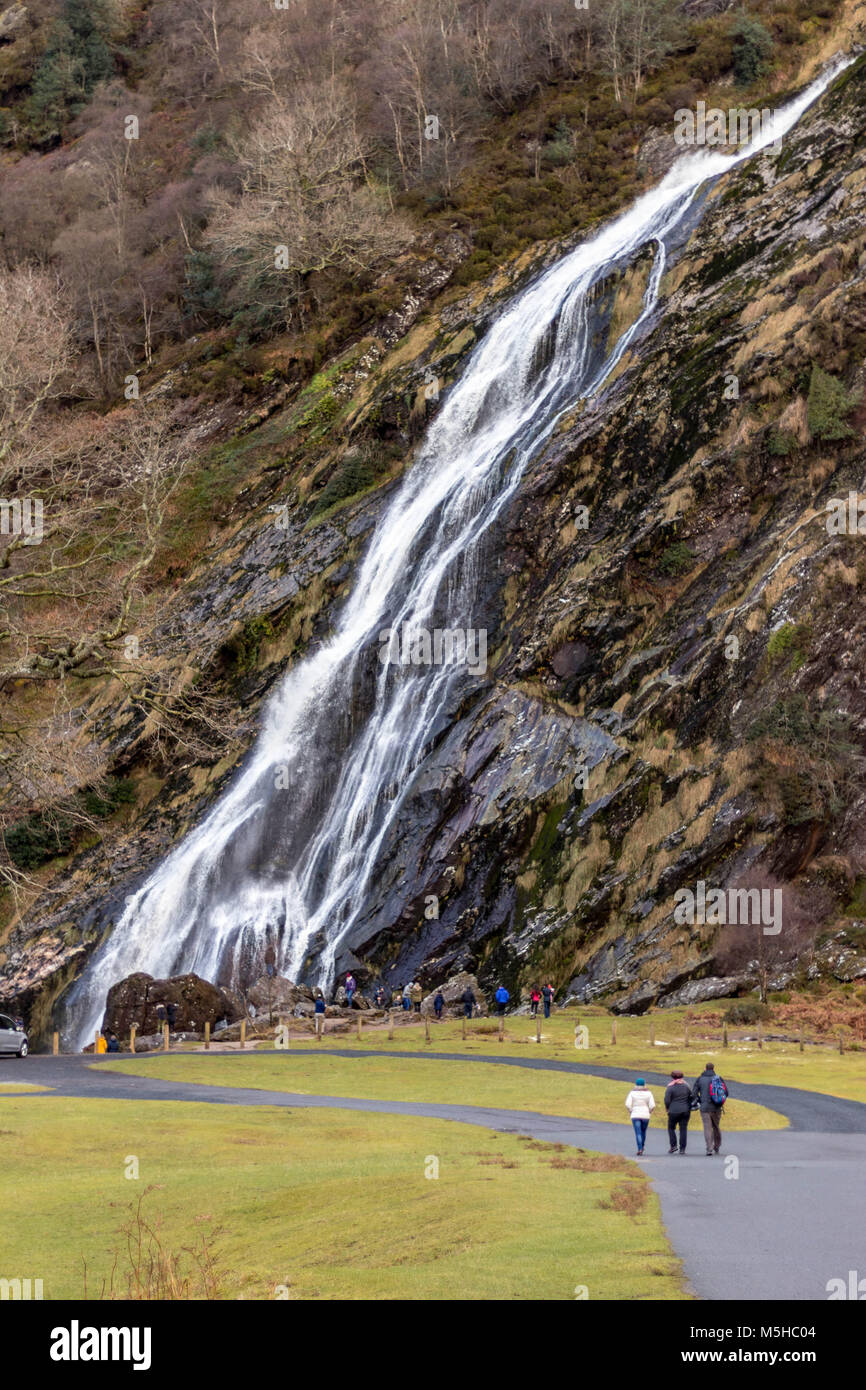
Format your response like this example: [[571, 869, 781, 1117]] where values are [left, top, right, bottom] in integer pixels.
[[4, 50, 866, 1039]]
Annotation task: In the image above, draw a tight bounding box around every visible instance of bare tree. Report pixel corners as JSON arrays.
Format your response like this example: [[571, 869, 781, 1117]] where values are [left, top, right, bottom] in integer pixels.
[[715, 872, 816, 1002]]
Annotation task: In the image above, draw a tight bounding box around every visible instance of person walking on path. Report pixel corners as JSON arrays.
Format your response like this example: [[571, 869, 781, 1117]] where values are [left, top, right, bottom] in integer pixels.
[[433, 991, 445, 1021], [625, 1077, 656, 1157], [461, 985, 476, 1019], [664, 1070, 692, 1154], [495, 985, 509, 1016], [530, 988, 541, 1018], [542, 983, 554, 1019], [345, 972, 357, 1008], [692, 1062, 728, 1154], [264, 944, 277, 979], [314, 990, 326, 1036], [411, 981, 423, 1013]]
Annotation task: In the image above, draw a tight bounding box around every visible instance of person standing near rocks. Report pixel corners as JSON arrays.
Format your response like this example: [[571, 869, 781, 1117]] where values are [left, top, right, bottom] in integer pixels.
[[664, 1070, 692, 1154], [625, 1077, 655, 1157], [165, 1002, 178, 1033], [411, 980, 423, 1013], [314, 990, 326, 1037], [530, 988, 541, 1017], [691, 1062, 728, 1156], [494, 984, 509, 1016], [542, 982, 555, 1019], [345, 972, 357, 1008], [402, 983, 412, 1012], [264, 944, 277, 979], [434, 991, 445, 1021], [461, 985, 476, 1019]]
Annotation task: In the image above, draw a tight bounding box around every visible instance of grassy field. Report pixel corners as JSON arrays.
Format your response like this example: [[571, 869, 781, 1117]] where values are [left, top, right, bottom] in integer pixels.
[[238, 1001, 866, 1102], [100, 1053, 786, 1130], [0, 1097, 686, 1300]]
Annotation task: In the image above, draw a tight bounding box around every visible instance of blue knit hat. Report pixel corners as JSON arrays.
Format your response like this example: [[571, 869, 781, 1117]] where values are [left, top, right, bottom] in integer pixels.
[[635, 1077, 645, 1086]]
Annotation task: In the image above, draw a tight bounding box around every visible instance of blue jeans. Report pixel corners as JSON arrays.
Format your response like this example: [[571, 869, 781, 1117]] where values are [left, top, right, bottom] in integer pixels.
[[632, 1117, 649, 1151], [543, 1002, 551, 1018]]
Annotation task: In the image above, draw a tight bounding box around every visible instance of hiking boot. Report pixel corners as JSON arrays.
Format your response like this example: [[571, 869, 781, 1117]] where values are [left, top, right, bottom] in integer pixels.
[[668, 1146, 678, 1155], [678, 1148, 686, 1154]]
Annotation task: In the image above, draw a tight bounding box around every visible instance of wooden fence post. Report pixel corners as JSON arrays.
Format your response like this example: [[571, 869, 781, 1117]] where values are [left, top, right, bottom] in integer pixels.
[[53, 1031, 59, 1056], [722, 1023, 728, 1049], [425, 1013, 431, 1044], [757, 1022, 763, 1051], [649, 1021, 655, 1047], [388, 1011, 394, 1041], [204, 1021, 210, 1051], [462, 1014, 467, 1041], [683, 1022, 689, 1049], [536, 1016, 541, 1044], [240, 1019, 246, 1049], [611, 1019, 617, 1046], [129, 1026, 136, 1055], [799, 1030, 804, 1053], [357, 1013, 362, 1040], [163, 1023, 169, 1052], [839, 1033, 844, 1055], [498, 1014, 504, 1043]]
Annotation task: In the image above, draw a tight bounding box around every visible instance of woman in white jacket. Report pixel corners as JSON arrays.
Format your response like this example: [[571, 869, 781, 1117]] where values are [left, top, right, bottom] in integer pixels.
[[625, 1077, 656, 1157]]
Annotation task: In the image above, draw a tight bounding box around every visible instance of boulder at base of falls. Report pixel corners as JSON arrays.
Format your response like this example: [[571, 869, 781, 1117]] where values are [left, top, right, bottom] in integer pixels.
[[246, 974, 315, 1016], [421, 970, 486, 1016], [101, 972, 243, 1038]]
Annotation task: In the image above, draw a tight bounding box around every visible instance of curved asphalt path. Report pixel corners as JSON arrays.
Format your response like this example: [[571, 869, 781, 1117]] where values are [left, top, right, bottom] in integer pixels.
[[4, 1049, 865, 1302]]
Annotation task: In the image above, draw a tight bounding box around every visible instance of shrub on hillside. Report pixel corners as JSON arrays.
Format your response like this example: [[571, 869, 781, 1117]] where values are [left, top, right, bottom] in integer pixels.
[[806, 365, 858, 440]]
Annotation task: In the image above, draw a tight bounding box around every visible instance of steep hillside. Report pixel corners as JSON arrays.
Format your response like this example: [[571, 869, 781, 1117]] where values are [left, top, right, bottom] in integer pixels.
[[2, 0, 866, 1038]]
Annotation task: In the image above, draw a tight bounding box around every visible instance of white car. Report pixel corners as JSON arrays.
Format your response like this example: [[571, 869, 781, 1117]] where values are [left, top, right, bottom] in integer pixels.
[[0, 1014, 28, 1057]]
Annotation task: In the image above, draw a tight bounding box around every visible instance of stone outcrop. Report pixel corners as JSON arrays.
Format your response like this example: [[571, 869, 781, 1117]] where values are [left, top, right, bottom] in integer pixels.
[[101, 972, 242, 1038]]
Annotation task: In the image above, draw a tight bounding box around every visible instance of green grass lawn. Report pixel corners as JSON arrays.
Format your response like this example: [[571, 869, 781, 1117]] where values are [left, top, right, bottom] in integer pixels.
[[100, 1052, 786, 1130], [0, 1097, 686, 1300], [0, 1081, 48, 1094], [260, 1003, 865, 1102]]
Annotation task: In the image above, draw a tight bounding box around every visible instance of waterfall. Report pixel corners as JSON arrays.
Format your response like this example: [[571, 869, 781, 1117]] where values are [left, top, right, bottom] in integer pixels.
[[67, 58, 850, 1047]]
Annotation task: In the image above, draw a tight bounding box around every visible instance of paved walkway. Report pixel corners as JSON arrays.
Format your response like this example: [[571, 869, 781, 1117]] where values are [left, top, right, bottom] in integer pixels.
[[5, 1050, 865, 1301]]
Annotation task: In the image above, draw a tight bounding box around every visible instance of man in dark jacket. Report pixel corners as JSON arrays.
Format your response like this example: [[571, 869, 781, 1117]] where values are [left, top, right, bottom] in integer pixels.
[[691, 1062, 728, 1155], [664, 1070, 692, 1154], [462, 987, 475, 1018], [165, 1001, 178, 1032]]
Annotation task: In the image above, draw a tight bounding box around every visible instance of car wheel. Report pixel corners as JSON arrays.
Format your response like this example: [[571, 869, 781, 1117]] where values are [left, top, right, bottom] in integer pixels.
[[17, 1041, 27, 1058]]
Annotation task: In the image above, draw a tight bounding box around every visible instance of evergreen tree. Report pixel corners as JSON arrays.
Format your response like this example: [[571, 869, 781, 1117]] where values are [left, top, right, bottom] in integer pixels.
[[28, 0, 114, 140]]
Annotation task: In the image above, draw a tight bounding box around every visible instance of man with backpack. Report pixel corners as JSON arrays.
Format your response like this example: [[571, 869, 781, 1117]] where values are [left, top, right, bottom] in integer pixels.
[[541, 983, 554, 1019], [691, 1062, 728, 1155], [461, 985, 476, 1019]]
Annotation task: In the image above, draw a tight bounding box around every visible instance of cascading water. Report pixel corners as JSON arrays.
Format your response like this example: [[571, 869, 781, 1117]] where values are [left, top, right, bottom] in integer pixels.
[[68, 59, 850, 1047]]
